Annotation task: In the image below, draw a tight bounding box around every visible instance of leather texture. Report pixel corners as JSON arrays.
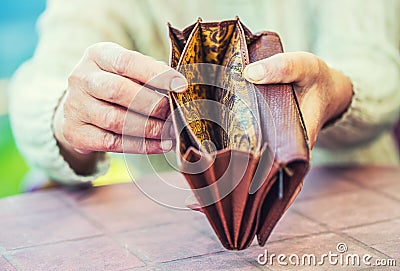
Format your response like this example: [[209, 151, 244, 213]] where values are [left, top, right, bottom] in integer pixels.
[[168, 18, 310, 250]]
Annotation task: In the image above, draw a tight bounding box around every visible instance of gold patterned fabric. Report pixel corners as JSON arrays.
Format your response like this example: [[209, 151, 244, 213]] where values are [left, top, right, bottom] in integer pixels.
[[169, 19, 261, 155]]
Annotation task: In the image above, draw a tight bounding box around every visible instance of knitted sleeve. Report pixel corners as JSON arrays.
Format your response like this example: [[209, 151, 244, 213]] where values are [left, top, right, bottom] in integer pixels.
[[8, 0, 138, 184]]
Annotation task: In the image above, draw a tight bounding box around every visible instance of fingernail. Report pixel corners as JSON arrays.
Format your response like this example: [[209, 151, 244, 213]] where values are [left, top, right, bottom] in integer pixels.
[[161, 140, 173, 151], [244, 64, 265, 82], [169, 77, 187, 92], [74, 148, 91, 155]]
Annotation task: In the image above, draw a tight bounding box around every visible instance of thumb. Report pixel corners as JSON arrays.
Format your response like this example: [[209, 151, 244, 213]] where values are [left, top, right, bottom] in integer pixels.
[[243, 52, 318, 86]]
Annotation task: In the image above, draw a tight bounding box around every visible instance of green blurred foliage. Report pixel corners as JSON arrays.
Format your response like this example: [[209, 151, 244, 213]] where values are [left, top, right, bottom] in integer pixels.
[[0, 114, 29, 197]]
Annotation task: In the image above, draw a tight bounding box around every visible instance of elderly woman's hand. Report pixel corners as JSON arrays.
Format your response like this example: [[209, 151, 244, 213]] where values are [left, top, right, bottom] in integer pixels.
[[53, 42, 187, 174], [243, 52, 353, 147]]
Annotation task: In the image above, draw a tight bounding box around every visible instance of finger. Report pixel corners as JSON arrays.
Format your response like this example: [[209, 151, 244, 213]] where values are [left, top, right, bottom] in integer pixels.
[[86, 42, 187, 92], [243, 52, 321, 86], [64, 122, 173, 154], [76, 94, 173, 139], [73, 68, 170, 119]]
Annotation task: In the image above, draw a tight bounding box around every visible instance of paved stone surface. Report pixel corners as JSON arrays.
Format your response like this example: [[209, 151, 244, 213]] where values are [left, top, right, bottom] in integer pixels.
[[293, 188, 400, 230], [0, 209, 102, 250], [0, 256, 16, 271], [0, 190, 68, 218], [0, 166, 398, 270], [9, 236, 145, 271]]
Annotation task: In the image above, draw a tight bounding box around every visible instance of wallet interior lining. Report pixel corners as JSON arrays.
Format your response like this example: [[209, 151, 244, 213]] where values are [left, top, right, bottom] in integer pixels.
[[171, 20, 261, 155]]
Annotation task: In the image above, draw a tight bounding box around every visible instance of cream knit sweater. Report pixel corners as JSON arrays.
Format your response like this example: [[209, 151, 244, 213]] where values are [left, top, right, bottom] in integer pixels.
[[9, 0, 400, 184]]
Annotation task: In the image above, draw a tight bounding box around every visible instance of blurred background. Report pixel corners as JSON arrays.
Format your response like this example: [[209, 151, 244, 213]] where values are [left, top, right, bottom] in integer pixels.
[[0, 0, 46, 198], [0, 1, 398, 199]]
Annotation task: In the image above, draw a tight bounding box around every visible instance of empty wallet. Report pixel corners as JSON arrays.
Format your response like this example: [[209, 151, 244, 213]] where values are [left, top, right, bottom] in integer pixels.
[[168, 18, 310, 250]]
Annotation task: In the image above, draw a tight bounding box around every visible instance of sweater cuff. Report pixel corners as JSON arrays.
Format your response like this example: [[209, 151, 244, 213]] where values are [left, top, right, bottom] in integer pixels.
[[46, 139, 111, 185], [47, 94, 110, 185], [315, 67, 376, 150]]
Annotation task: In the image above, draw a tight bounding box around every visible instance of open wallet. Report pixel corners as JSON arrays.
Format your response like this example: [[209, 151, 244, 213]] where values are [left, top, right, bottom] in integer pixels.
[[168, 18, 311, 250]]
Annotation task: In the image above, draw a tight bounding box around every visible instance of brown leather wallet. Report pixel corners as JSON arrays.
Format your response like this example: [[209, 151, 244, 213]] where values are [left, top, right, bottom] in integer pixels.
[[168, 18, 310, 250]]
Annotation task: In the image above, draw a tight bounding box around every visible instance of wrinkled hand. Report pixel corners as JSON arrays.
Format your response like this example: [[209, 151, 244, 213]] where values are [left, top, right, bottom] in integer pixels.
[[243, 52, 353, 147], [53, 42, 187, 174]]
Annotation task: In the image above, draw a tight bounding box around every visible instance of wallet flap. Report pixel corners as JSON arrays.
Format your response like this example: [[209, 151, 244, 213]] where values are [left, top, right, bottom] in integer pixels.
[[248, 33, 310, 162], [247, 31, 310, 246]]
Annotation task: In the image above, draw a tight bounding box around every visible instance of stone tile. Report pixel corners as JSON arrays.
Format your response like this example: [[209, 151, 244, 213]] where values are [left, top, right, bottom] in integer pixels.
[[0, 190, 68, 218], [341, 166, 400, 186], [371, 240, 400, 262], [10, 236, 145, 271], [116, 223, 224, 264], [238, 233, 382, 270], [155, 252, 264, 271], [267, 210, 327, 243], [293, 189, 400, 230], [341, 166, 400, 201], [78, 175, 204, 234], [377, 185, 400, 202], [180, 210, 231, 243], [79, 198, 178, 233], [343, 220, 400, 264], [358, 266, 399, 271], [0, 256, 16, 271], [0, 209, 101, 250], [343, 219, 400, 247], [59, 182, 141, 206], [124, 267, 153, 271], [296, 167, 360, 201], [128, 171, 196, 210]]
